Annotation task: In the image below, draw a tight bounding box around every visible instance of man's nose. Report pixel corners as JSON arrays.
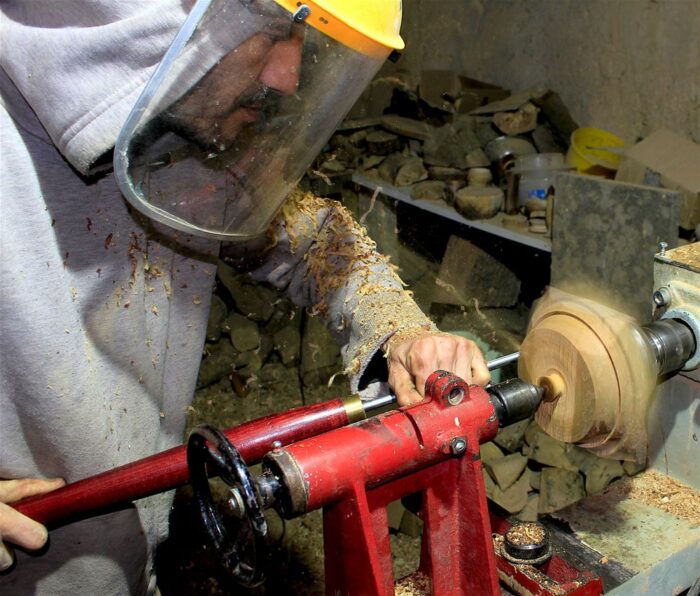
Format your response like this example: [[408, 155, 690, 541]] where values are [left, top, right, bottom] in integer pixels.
[[259, 35, 303, 96]]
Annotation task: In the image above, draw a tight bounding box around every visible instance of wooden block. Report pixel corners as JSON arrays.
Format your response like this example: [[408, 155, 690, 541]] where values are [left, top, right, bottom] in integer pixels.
[[410, 181, 446, 202], [483, 468, 497, 495], [524, 421, 542, 446], [518, 493, 540, 522], [394, 158, 428, 186], [386, 500, 405, 531], [615, 128, 700, 230], [380, 114, 434, 142], [528, 430, 579, 472], [622, 460, 646, 476], [493, 102, 539, 135], [398, 510, 423, 539], [366, 130, 403, 155], [423, 118, 481, 168], [480, 441, 504, 464], [584, 459, 625, 495]]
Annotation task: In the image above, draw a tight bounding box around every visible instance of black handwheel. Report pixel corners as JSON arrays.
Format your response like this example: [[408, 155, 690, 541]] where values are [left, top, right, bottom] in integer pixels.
[[187, 424, 268, 587]]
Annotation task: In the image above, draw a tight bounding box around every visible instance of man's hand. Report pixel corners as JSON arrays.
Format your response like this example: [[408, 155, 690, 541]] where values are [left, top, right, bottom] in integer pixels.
[[0, 478, 65, 571], [384, 333, 491, 407]]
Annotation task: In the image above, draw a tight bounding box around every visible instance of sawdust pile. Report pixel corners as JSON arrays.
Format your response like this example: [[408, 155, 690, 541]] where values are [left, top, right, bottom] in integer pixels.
[[604, 469, 700, 524], [394, 572, 431, 596], [506, 522, 546, 545]]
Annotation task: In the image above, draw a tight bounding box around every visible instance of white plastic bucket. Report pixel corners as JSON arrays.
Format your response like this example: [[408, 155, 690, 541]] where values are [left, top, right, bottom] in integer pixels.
[[513, 153, 571, 207]]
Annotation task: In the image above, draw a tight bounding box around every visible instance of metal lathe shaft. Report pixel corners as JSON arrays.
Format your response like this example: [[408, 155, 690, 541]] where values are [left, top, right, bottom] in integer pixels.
[[643, 319, 696, 376], [363, 351, 520, 413]]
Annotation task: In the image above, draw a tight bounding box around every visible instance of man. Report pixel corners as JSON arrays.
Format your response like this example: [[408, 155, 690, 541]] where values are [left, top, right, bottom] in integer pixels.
[[0, 1, 489, 592]]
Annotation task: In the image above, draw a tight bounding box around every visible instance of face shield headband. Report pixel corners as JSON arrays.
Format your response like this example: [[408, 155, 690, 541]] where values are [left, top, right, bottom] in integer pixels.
[[114, 0, 395, 241]]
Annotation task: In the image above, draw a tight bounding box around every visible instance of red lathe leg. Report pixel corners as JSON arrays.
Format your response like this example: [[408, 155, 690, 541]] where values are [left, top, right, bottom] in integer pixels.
[[419, 456, 499, 595], [323, 481, 395, 595], [322, 444, 499, 595]]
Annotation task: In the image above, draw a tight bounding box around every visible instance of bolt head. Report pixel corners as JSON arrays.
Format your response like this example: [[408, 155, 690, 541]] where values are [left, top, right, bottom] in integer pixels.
[[450, 437, 467, 455], [652, 287, 671, 308]]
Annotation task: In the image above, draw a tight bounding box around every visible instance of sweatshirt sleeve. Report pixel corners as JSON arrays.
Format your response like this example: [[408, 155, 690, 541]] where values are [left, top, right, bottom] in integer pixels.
[[234, 189, 438, 393]]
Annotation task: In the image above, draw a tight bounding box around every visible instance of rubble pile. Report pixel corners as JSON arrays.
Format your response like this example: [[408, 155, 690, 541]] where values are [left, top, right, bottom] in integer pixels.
[[307, 71, 580, 237], [480, 420, 645, 521], [197, 260, 344, 397]]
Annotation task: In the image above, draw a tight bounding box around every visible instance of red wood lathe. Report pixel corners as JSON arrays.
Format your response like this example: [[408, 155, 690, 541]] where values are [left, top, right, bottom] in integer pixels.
[[186, 372, 602, 595], [15, 367, 605, 595]]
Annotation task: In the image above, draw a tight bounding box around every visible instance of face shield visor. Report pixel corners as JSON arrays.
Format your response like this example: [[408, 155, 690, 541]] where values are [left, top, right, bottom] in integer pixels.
[[114, 0, 404, 241]]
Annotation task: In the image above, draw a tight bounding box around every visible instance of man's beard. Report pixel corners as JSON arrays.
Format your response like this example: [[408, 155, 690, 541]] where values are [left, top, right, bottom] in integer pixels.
[[159, 84, 283, 152]]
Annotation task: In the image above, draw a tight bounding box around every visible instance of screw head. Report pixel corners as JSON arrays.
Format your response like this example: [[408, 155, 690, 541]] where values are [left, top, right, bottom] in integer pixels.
[[228, 488, 246, 519], [658, 241, 668, 256], [450, 437, 467, 455], [293, 4, 311, 22], [271, 440, 283, 451]]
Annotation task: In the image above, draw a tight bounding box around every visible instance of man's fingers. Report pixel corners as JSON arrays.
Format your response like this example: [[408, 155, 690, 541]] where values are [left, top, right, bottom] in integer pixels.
[[443, 338, 491, 387], [402, 339, 437, 395], [0, 503, 48, 550], [389, 364, 424, 407], [470, 348, 491, 386], [0, 478, 60, 562], [0, 478, 65, 504], [387, 333, 492, 404], [451, 340, 476, 384], [0, 541, 14, 572]]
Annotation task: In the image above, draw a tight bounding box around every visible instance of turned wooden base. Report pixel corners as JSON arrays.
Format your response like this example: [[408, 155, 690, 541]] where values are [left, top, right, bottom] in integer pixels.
[[518, 287, 657, 463]]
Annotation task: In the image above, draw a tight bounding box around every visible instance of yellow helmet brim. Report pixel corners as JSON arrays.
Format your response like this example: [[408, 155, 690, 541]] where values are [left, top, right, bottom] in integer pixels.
[[273, 0, 404, 58]]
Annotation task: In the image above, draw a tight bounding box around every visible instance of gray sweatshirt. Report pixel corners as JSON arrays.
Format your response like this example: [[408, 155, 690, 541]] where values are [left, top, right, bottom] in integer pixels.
[[0, 2, 432, 594]]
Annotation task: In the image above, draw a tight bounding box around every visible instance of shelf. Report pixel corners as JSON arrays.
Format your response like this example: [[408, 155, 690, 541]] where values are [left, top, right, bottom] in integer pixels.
[[352, 173, 552, 253]]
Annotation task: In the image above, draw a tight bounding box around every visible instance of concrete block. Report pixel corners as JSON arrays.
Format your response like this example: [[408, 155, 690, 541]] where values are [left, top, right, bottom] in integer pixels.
[[538, 468, 585, 513], [433, 236, 521, 308], [494, 419, 530, 453], [486, 453, 528, 491]]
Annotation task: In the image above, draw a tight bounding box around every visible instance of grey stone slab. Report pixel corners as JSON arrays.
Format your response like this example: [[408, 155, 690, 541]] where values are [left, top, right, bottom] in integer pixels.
[[551, 173, 680, 321]]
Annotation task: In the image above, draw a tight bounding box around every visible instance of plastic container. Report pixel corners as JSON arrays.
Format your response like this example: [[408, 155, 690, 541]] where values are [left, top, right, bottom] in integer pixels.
[[512, 153, 570, 207], [566, 127, 625, 175]]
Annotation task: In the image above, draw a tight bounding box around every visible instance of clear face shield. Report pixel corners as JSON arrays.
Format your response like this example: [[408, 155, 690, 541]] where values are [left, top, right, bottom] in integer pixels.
[[114, 0, 401, 241]]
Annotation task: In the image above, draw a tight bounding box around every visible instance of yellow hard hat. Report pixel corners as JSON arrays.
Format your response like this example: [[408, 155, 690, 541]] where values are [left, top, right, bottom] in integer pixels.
[[273, 0, 404, 57]]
